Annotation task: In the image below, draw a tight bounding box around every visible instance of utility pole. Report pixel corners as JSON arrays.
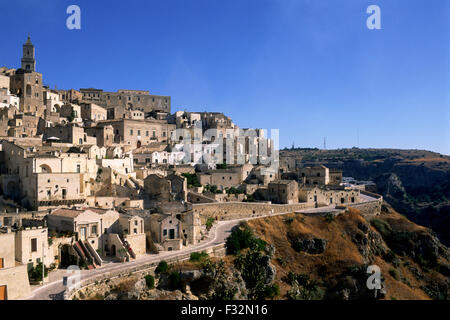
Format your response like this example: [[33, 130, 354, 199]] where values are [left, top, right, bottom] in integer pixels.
[[41, 229, 46, 286]]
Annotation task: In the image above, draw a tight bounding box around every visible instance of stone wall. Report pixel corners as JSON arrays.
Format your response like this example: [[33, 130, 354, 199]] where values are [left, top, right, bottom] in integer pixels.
[[192, 202, 313, 223], [0, 264, 31, 300], [65, 243, 226, 300], [348, 191, 383, 217]]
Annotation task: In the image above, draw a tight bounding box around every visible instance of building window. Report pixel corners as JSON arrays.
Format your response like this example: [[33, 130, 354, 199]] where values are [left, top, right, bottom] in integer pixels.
[[62, 189, 67, 199], [31, 238, 37, 252], [146, 131, 149, 137], [137, 130, 140, 136], [91, 225, 97, 235], [130, 129, 133, 135], [163, 229, 167, 236]]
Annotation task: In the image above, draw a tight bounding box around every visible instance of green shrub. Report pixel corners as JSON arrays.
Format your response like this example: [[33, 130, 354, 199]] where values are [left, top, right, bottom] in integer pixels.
[[190, 251, 209, 262], [28, 262, 48, 282], [284, 217, 294, 225], [155, 260, 169, 274], [234, 246, 268, 300], [226, 186, 243, 195], [204, 184, 222, 194], [389, 268, 400, 280], [371, 219, 392, 238], [325, 213, 335, 223], [181, 173, 201, 188], [205, 218, 215, 231], [264, 283, 280, 299], [276, 257, 286, 267], [226, 227, 266, 255], [144, 274, 155, 289], [168, 272, 183, 291]]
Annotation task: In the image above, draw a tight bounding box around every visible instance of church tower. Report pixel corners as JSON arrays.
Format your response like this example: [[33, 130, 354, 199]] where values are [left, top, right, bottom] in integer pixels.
[[21, 34, 36, 72]]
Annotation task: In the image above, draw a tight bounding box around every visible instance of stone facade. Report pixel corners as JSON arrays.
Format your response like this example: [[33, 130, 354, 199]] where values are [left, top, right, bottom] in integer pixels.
[[0, 229, 31, 300], [268, 180, 299, 204]]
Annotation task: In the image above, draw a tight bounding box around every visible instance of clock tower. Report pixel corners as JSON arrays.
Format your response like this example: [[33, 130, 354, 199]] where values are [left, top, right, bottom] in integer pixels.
[[21, 34, 36, 72]]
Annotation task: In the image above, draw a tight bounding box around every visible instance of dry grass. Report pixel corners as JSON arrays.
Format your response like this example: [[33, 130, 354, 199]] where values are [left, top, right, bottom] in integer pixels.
[[247, 209, 437, 300]]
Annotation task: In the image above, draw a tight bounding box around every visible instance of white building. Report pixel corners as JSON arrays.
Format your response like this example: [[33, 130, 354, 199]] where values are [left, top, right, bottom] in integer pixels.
[[0, 88, 20, 109]]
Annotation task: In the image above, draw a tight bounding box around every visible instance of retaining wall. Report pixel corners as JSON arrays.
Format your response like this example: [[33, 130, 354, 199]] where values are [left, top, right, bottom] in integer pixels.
[[64, 243, 226, 300], [192, 202, 314, 223]]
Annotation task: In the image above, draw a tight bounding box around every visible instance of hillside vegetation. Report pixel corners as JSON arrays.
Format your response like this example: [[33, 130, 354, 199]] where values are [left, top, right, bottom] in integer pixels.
[[247, 206, 449, 300]]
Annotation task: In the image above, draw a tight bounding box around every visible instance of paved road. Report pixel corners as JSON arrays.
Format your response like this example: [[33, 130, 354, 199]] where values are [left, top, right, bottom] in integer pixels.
[[26, 210, 295, 300], [26, 194, 378, 300]]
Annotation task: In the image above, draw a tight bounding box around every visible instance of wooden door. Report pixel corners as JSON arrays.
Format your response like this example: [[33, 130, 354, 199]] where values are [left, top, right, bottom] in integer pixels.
[[0, 285, 6, 300], [0, 258, 4, 269]]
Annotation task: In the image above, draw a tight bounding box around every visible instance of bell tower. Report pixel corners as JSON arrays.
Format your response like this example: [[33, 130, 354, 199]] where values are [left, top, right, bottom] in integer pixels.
[[21, 34, 36, 72]]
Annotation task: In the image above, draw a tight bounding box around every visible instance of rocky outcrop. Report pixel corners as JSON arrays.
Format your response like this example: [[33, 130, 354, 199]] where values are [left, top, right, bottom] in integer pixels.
[[351, 223, 386, 264], [326, 265, 387, 300], [290, 236, 328, 254]]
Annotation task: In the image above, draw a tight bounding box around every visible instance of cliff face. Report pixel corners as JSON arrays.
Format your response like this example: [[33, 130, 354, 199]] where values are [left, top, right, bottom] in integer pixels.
[[280, 148, 450, 246], [248, 207, 449, 300], [341, 160, 450, 246]]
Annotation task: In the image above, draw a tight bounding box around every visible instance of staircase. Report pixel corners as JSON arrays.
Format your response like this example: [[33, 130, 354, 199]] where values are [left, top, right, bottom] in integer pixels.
[[83, 240, 103, 266], [123, 239, 136, 259], [73, 240, 96, 269]]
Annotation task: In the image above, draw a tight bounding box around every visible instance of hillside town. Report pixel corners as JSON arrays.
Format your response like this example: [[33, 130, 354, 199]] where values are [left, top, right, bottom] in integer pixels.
[[0, 37, 383, 300]]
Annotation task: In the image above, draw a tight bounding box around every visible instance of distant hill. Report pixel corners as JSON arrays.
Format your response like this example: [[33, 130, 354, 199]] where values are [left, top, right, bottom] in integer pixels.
[[280, 148, 450, 245]]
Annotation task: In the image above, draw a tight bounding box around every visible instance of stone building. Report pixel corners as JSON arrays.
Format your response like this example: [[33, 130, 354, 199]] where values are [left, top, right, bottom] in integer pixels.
[[14, 226, 53, 267], [144, 173, 187, 202], [0, 228, 31, 300], [107, 105, 145, 120], [299, 165, 329, 187], [96, 119, 175, 149], [196, 164, 253, 190], [80, 103, 107, 122], [0, 140, 99, 210], [84, 124, 114, 147], [298, 186, 360, 206], [0, 88, 20, 109], [9, 36, 45, 117], [329, 168, 343, 185], [79, 88, 170, 114], [47, 207, 146, 260], [148, 213, 183, 251], [43, 124, 96, 145], [268, 180, 299, 204]]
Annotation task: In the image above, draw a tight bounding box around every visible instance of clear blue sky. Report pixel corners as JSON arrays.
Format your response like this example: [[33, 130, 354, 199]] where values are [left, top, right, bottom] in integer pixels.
[[1, 0, 448, 154]]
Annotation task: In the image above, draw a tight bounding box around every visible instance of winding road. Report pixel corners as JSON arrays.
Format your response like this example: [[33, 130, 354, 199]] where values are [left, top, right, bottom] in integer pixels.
[[25, 197, 376, 300]]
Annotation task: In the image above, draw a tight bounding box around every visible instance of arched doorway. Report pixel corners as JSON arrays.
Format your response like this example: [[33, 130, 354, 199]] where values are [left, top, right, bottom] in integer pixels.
[[40, 164, 52, 173], [137, 140, 141, 148], [6, 181, 18, 198], [60, 244, 78, 268]]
